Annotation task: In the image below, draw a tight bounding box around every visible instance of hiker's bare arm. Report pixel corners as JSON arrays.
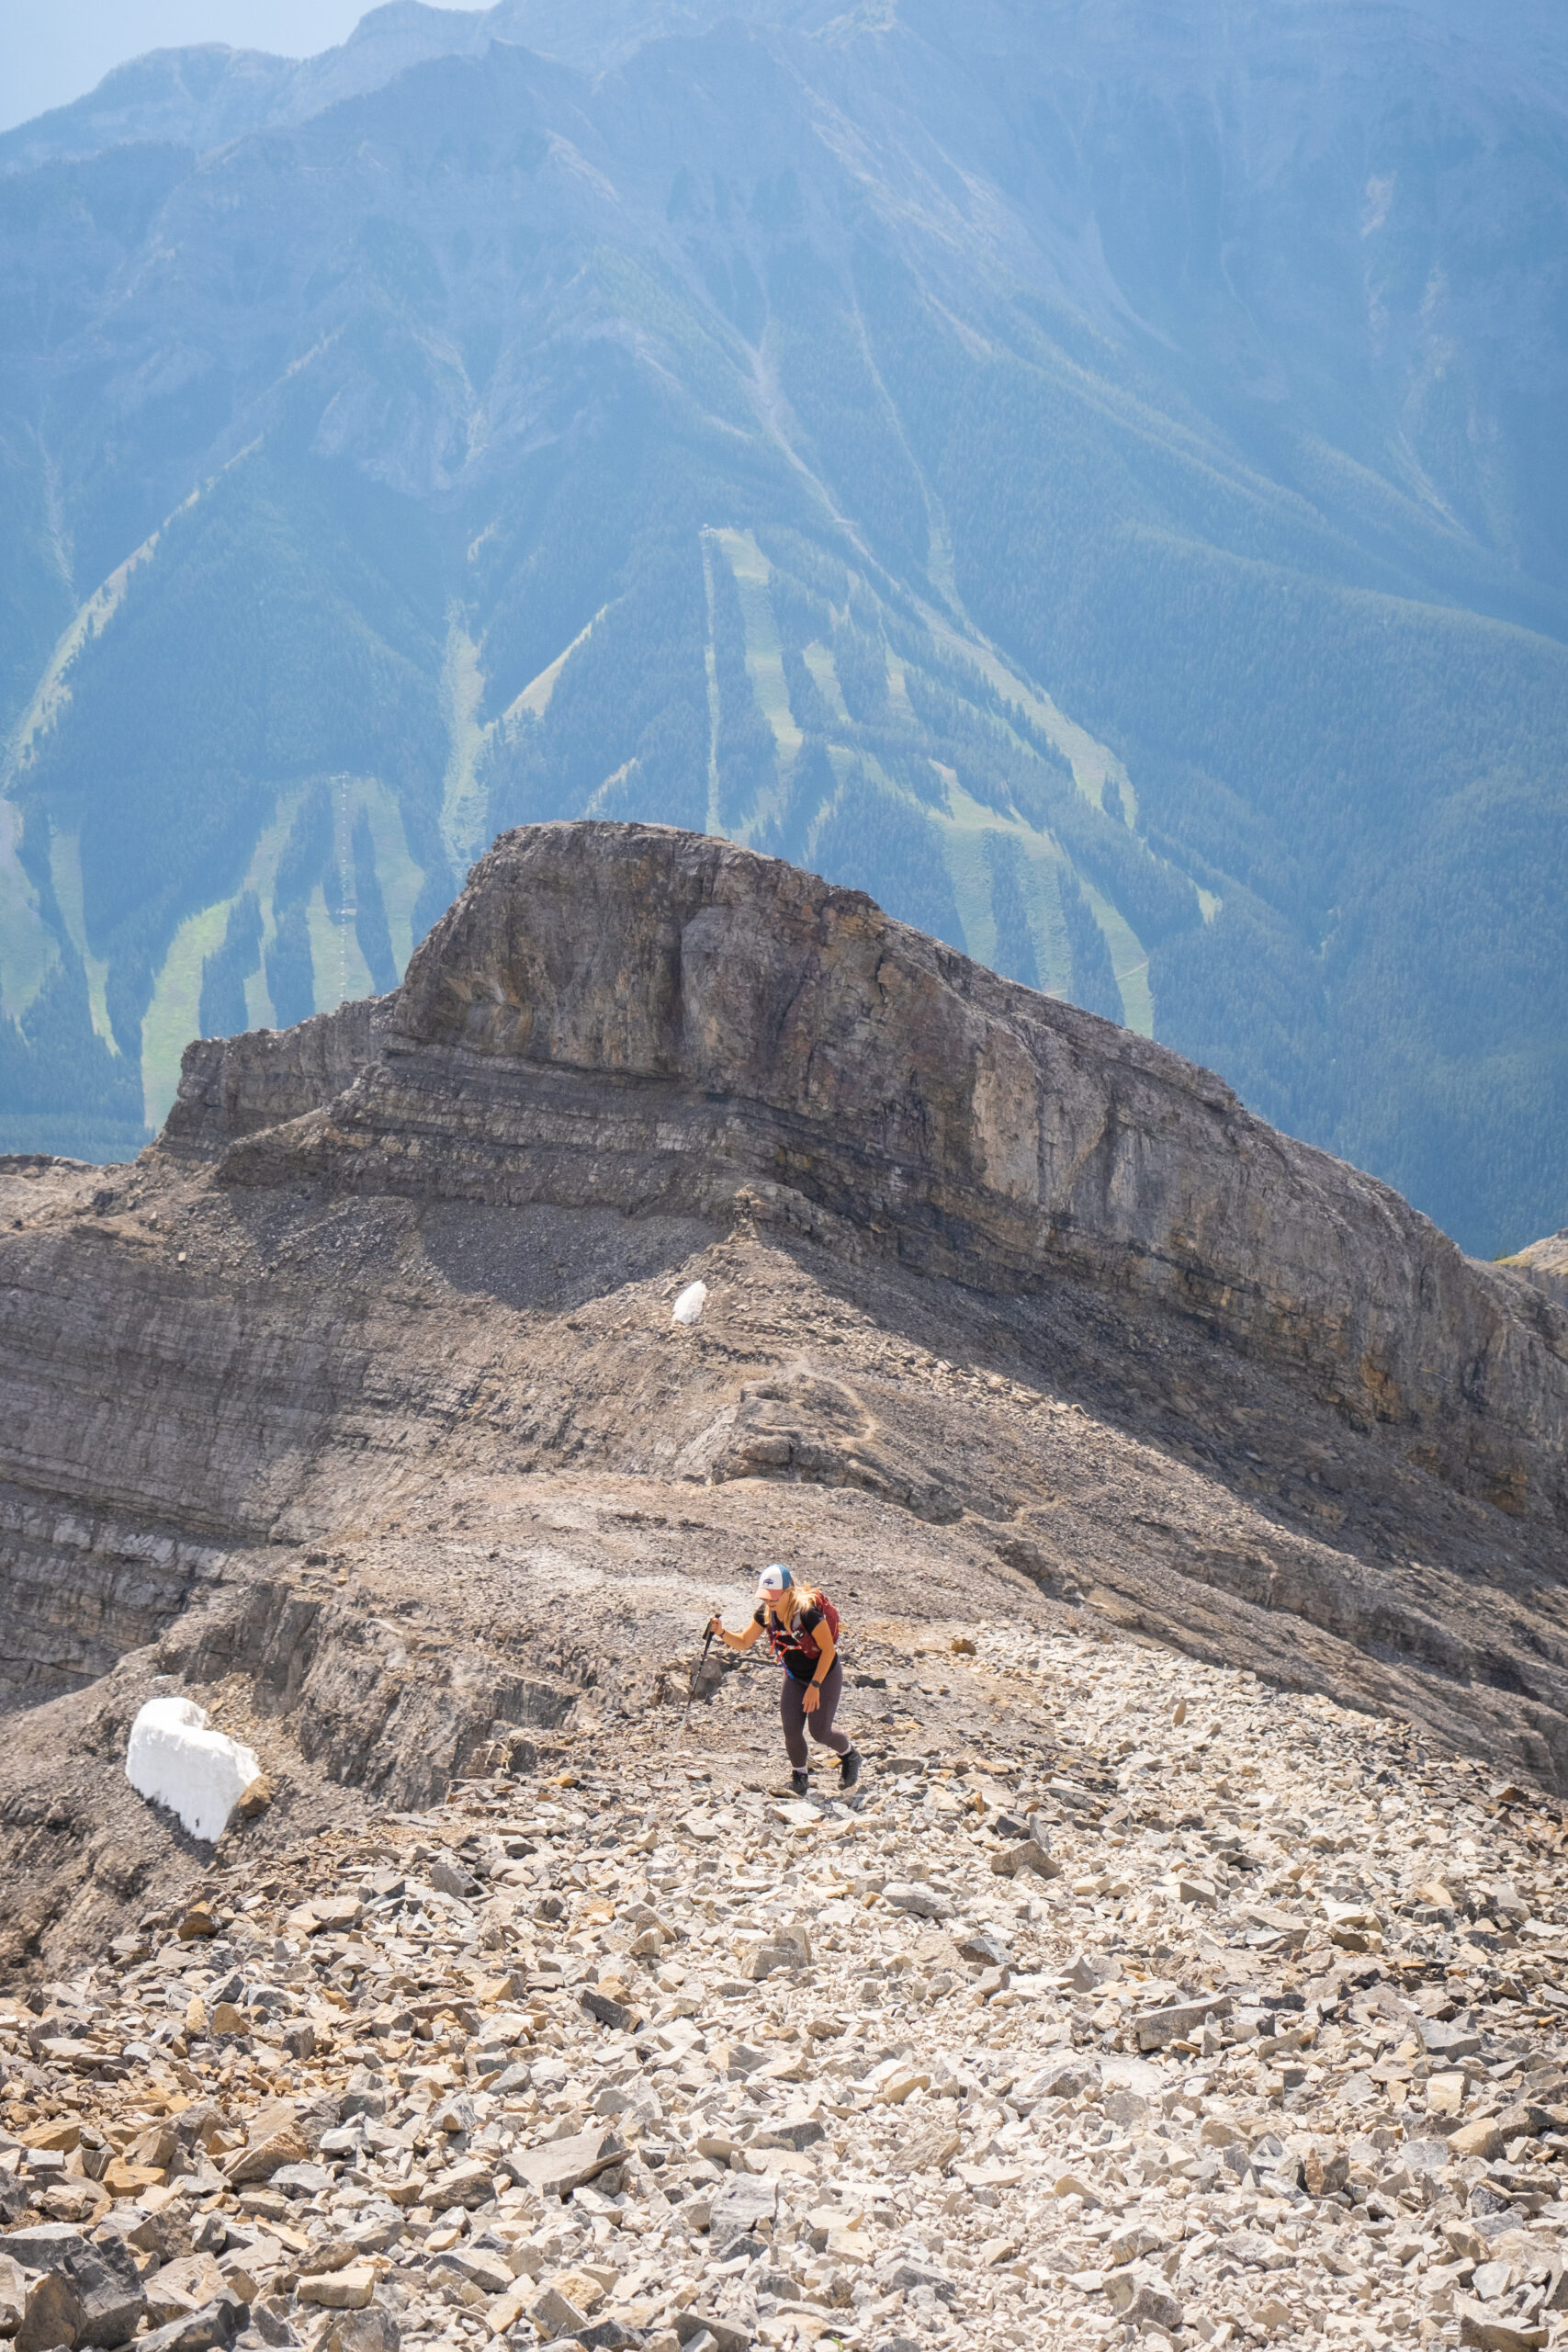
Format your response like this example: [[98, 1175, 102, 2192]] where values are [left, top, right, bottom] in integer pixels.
[[710, 1614, 761, 1650], [802, 1620, 836, 1713]]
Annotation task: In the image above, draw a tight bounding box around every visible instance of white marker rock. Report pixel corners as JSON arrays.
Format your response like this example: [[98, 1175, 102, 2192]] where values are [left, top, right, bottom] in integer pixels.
[[671, 1280, 707, 1326], [126, 1695, 262, 1842]]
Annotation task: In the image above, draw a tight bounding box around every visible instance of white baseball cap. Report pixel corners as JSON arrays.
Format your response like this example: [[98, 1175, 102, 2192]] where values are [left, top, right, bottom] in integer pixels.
[[756, 1563, 794, 1596]]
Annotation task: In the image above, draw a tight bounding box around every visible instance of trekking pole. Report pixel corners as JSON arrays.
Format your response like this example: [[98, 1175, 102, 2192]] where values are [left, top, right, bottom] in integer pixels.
[[679, 1626, 716, 1740]]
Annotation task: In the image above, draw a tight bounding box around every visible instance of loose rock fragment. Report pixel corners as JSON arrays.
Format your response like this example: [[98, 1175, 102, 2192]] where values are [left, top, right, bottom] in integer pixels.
[[57, 2242, 144, 2349], [17, 2273, 83, 2352], [0, 2256, 27, 2339], [880, 1881, 952, 1918]]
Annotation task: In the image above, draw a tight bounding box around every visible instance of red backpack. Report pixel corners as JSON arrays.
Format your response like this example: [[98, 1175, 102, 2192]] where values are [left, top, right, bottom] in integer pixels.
[[798, 1589, 840, 1656], [763, 1589, 840, 1663]]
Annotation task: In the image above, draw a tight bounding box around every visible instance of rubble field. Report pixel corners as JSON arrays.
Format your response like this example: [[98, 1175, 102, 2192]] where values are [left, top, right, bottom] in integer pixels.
[[5, 1623, 1567, 2352]]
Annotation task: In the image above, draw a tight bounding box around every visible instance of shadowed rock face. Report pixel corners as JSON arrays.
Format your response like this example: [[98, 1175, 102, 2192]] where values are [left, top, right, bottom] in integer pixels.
[[5, 822, 1568, 1975], [194, 821, 1568, 1521]]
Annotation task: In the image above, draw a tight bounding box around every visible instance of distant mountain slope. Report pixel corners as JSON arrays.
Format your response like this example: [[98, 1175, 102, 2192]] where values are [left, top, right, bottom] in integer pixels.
[[2, 0, 1566, 1254], [0, 0, 841, 171]]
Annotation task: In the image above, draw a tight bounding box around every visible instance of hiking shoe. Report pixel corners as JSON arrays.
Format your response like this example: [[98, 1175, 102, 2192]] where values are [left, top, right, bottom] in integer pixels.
[[840, 1748, 863, 1791], [790, 1769, 810, 1798]]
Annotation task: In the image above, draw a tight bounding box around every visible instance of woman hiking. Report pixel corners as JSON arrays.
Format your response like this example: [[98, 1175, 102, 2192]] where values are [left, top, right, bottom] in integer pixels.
[[709, 1565, 863, 1798]]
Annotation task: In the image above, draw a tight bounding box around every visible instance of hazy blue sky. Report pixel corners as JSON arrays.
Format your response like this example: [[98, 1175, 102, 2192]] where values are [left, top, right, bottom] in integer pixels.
[[3, 1, 370, 131]]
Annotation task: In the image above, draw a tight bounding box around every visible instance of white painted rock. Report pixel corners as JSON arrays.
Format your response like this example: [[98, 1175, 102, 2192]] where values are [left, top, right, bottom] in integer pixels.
[[125, 1695, 262, 1842], [671, 1280, 707, 1325]]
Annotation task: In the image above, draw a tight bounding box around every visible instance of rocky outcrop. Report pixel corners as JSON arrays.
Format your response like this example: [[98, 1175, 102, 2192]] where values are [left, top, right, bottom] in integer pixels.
[[1503, 1228, 1568, 1308], [163, 996, 389, 1157], [207, 822, 1568, 1523], [0, 1489, 223, 1713], [3, 821, 1568, 1976]]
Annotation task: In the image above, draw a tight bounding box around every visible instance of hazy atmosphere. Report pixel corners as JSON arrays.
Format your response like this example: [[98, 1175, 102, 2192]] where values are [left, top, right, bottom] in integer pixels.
[[1, 0, 366, 131], [3, 0, 1567, 1257]]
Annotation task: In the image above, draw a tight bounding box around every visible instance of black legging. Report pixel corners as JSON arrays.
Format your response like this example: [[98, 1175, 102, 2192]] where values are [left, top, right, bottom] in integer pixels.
[[780, 1659, 850, 1768]]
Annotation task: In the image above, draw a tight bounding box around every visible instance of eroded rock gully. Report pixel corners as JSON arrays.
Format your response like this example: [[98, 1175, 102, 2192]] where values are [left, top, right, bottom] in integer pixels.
[[1, 820, 1567, 1986]]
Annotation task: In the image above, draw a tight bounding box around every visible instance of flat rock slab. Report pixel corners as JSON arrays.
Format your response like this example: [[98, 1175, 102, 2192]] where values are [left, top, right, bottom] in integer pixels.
[[225, 2129, 307, 2186], [2, 2227, 95, 2274], [505, 2129, 626, 2201], [297, 2267, 376, 2312], [1134, 1995, 1233, 2051], [881, 1883, 952, 1919]]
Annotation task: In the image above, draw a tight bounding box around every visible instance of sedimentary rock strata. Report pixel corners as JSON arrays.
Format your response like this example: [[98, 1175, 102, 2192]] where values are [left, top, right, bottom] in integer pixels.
[[2, 821, 1567, 1990], [185, 825, 1568, 1524]]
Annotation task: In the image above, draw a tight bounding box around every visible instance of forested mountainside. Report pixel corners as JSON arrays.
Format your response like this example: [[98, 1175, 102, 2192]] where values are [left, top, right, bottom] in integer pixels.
[[2, 0, 1567, 1254]]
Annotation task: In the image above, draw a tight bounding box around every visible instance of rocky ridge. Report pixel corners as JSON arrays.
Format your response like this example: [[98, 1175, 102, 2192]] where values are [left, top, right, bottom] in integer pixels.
[[179, 823, 1568, 1532], [3, 820, 1568, 1987], [3, 1625, 1567, 2352]]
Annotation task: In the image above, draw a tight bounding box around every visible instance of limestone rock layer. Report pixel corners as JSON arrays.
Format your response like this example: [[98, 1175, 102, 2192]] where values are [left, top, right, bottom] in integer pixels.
[[186, 821, 1568, 1517]]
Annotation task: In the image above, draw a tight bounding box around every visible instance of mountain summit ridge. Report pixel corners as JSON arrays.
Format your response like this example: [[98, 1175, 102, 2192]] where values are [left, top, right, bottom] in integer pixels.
[[174, 820, 1568, 1521], [7, 0, 1568, 174]]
